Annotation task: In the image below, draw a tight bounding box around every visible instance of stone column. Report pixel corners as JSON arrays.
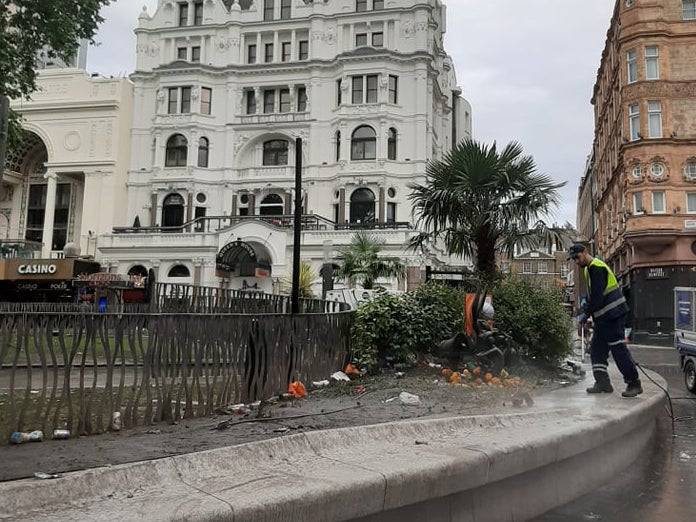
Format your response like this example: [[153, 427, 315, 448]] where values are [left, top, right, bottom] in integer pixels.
[[150, 192, 158, 226], [41, 171, 58, 258], [378, 186, 385, 223], [338, 187, 346, 223]]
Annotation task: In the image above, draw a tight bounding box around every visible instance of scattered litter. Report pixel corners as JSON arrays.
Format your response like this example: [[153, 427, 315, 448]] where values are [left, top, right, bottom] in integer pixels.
[[679, 451, 691, 460], [52, 429, 70, 440], [344, 364, 362, 376], [331, 371, 351, 381], [583, 513, 602, 520], [9, 431, 43, 444], [273, 427, 290, 434], [428, 362, 442, 369], [112, 412, 122, 431], [33, 472, 61, 480], [354, 385, 367, 395], [146, 429, 161, 435], [399, 391, 420, 405], [384, 396, 399, 403], [414, 440, 429, 445], [288, 381, 307, 399], [312, 380, 330, 388], [395, 372, 405, 379]]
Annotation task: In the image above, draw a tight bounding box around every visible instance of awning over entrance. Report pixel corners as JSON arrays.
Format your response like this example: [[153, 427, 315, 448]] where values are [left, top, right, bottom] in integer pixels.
[[216, 239, 272, 278]]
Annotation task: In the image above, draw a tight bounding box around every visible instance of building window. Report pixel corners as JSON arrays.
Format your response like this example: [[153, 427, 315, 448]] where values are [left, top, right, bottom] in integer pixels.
[[537, 262, 548, 274], [652, 191, 666, 213], [351, 74, 378, 104], [650, 162, 665, 179], [299, 40, 309, 60], [197, 137, 209, 167], [281, 0, 291, 19], [523, 262, 531, 274], [264, 0, 274, 21], [387, 128, 397, 160], [279, 89, 291, 113], [177, 47, 187, 60], [336, 79, 342, 106], [193, 1, 203, 25], [168, 86, 192, 114], [388, 75, 398, 104], [627, 49, 637, 83], [263, 139, 289, 166], [685, 162, 696, 180], [372, 32, 383, 47], [560, 264, 569, 278], [165, 134, 188, 167], [297, 87, 307, 112], [335, 130, 341, 161], [200, 87, 212, 115], [350, 188, 376, 223], [162, 193, 185, 228], [356, 0, 367, 12], [260, 194, 284, 216], [281, 42, 291, 62], [191, 46, 201, 62], [355, 33, 368, 47], [684, 1, 696, 20], [633, 191, 644, 214], [374, 0, 384, 9], [25, 183, 70, 250], [632, 165, 642, 179], [265, 43, 274, 63], [168, 264, 191, 277], [247, 44, 257, 64], [629, 103, 640, 141], [351, 125, 376, 160], [648, 101, 662, 138], [178, 2, 189, 26], [246, 90, 257, 114], [263, 90, 275, 113], [386, 202, 396, 223], [645, 46, 659, 79], [688, 192, 696, 212]]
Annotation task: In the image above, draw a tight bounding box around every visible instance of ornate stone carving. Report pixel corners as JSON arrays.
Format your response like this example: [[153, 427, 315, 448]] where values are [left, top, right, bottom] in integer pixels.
[[64, 131, 81, 152], [235, 134, 250, 153], [401, 20, 414, 38]]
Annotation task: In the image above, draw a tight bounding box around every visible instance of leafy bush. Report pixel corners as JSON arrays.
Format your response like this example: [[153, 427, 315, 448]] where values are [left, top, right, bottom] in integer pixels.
[[350, 283, 464, 371], [490, 277, 573, 363]]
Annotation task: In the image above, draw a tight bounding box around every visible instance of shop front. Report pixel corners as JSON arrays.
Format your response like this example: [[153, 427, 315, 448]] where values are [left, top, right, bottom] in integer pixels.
[[0, 258, 100, 302]]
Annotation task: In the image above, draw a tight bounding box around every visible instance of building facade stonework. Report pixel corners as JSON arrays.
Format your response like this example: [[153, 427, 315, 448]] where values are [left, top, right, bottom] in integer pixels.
[[585, 0, 696, 342], [97, 0, 472, 293]]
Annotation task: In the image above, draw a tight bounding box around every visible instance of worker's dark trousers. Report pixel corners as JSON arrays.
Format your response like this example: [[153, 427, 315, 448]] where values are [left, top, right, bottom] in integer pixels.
[[590, 318, 639, 385]]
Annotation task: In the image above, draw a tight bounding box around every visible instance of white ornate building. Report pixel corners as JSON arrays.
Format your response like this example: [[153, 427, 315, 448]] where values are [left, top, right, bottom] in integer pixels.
[[97, 0, 472, 293]]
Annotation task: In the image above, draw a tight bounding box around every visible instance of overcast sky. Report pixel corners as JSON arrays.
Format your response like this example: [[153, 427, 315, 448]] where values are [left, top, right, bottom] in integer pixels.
[[87, 0, 616, 227]]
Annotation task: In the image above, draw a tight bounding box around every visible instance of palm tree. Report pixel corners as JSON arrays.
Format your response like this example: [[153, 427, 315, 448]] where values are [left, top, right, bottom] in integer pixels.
[[409, 138, 566, 281], [335, 231, 406, 289], [281, 260, 319, 298]]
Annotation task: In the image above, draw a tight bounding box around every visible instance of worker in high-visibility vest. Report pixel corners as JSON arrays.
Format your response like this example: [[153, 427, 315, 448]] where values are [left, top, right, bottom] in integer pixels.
[[568, 243, 642, 397]]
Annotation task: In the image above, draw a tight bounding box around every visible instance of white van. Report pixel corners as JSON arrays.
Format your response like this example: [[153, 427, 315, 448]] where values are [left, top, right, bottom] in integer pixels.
[[673, 287, 696, 393]]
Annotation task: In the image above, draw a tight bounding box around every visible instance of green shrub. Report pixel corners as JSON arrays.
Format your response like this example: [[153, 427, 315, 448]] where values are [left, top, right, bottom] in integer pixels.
[[490, 277, 573, 363], [350, 283, 464, 371]]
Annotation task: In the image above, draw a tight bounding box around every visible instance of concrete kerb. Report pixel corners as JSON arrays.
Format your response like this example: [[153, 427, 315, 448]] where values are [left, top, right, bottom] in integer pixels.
[[0, 366, 667, 522]]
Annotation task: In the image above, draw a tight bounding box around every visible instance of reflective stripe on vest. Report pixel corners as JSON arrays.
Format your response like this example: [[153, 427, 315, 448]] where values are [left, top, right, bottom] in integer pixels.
[[583, 258, 627, 320]]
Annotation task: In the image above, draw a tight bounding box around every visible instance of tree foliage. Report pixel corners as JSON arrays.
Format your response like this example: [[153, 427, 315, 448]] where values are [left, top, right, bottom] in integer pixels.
[[1, 0, 112, 100], [335, 231, 406, 289], [409, 138, 567, 281], [281, 260, 319, 299]]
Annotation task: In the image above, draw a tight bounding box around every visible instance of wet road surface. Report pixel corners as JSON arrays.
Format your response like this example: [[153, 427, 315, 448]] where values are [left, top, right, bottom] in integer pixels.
[[534, 345, 696, 521]]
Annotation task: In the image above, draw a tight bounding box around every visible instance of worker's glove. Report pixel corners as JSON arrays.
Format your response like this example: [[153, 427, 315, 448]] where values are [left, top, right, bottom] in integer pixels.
[[577, 313, 588, 324]]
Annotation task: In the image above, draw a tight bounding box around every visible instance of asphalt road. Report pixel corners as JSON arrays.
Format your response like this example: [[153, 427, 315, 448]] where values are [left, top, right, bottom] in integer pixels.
[[534, 345, 696, 522]]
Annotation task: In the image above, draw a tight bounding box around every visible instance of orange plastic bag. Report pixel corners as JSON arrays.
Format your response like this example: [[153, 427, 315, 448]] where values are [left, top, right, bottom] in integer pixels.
[[288, 381, 307, 398], [344, 363, 362, 376]]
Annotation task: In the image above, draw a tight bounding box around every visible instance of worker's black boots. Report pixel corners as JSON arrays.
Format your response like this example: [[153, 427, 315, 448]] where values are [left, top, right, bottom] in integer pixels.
[[621, 380, 643, 398], [586, 381, 614, 393]]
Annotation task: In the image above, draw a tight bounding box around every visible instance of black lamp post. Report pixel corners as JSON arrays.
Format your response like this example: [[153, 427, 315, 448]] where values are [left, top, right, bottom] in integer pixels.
[[291, 137, 303, 314]]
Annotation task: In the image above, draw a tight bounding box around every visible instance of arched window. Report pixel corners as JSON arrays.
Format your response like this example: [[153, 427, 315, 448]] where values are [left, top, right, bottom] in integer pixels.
[[259, 193, 284, 215], [127, 265, 148, 277], [387, 128, 397, 160], [335, 130, 341, 161], [165, 134, 188, 167], [197, 137, 209, 167], [350, 188, 376, 224], [351, 125, 376, 160], [168, 265, 191, 277], [162, 193, 185, 229], [263, 139, 289, 165]]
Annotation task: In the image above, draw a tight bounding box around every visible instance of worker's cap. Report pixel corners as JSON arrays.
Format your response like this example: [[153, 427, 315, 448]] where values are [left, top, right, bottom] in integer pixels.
[[567, 243, 586, 261]]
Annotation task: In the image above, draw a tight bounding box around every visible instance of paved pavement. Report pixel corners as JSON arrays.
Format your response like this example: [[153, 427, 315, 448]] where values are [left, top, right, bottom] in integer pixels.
[[533, 344, 696, 522], [0, 361, 666, 522]]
